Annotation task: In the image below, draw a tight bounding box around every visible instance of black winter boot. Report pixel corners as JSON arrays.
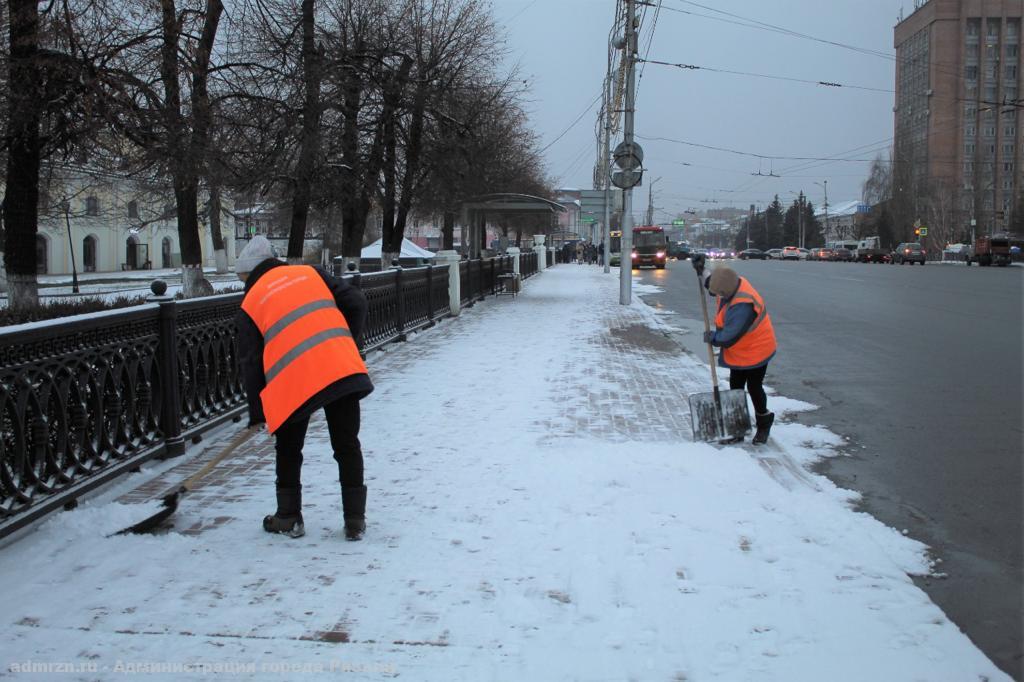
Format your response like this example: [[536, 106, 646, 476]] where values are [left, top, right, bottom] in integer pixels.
[[263, 487, 305, 538], [342, 485, 367, 541], [752, 412, 775, 445]]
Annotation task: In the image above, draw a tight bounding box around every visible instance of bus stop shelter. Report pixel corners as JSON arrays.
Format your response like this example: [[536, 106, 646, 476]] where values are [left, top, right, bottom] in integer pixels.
[[461, 194, 567, 258]]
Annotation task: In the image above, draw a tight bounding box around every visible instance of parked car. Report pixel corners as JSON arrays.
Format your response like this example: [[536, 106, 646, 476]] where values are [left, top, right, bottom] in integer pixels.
[[830, 247, 854, 262], [765, 248, 783, 260], [798, 248, 811, 260], [891, 242, 926, 265], [782, 246, 801, 261], [810, 248, 833, 261], [739, 248, 766, 260]]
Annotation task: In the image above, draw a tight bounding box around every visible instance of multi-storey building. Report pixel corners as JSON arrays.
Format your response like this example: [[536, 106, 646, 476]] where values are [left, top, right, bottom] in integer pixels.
[[894, 0, 1022, 237]]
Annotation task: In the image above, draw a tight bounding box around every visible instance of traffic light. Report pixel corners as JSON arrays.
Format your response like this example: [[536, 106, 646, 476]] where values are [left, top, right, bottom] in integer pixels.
[[914, 227, 920, 236]]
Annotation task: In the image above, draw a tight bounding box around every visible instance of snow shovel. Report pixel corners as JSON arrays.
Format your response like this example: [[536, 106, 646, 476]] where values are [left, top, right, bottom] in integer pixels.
[[687, 269, 751, 443], [112, 425, 259, 536]]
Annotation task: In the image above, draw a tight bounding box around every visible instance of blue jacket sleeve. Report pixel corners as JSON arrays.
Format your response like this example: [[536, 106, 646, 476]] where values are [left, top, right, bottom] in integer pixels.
[[710, 302, 756, 348], [236, 308, 266, 426]]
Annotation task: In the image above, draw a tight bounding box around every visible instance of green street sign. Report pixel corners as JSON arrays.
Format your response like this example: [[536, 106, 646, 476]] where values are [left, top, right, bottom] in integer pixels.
[[672, 219, 686, 226], [581, 217, 596, 224]]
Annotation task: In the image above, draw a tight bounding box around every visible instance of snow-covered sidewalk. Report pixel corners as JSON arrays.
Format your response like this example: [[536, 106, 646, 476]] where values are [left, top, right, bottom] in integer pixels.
[[0, 266, 1009, 681]]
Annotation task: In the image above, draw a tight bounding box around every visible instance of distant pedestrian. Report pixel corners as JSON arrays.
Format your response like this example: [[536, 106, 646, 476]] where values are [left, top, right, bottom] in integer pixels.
[[597, 241, 605, 265], [575, 241, 585, 264], [691, 255, 777, 444], [235, 236, 375, 540]]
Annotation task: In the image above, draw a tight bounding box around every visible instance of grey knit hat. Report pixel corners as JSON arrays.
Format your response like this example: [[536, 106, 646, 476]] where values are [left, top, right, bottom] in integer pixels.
[[708, 266, 740, 297], [235, 235, 278, 274]]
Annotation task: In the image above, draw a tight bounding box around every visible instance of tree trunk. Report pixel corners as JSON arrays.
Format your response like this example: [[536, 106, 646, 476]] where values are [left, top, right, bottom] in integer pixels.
[[208, 181, 227, 273], [380, 56, 413, 259], [287, 0, 321, 263], [160, 0, 222, 297], [442, 211, 455, 250], [3, 0, 42, 310], [339, 52, 365, 261]]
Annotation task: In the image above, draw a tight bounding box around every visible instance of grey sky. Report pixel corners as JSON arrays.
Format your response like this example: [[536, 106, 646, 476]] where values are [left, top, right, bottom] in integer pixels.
[[493, 0, 906, 222]]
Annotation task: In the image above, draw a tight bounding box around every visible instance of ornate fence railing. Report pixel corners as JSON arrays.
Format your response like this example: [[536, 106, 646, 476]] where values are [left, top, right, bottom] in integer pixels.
[[0, 256, 528, 539]]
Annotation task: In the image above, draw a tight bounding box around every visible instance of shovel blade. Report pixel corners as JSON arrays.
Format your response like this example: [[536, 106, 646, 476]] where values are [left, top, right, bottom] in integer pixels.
[[688, 388, 752, 443]]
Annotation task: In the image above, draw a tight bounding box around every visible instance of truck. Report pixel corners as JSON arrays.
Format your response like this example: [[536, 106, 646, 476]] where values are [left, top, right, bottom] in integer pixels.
[[966, 234, 1021, 267], [854, 236, 890, 263]]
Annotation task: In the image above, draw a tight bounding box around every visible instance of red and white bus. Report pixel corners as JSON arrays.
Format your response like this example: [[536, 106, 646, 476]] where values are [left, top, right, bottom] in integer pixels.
[[631, 225, 669, 269]]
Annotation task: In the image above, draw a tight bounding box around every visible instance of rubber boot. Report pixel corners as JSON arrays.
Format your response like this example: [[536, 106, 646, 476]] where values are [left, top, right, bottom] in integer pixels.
[[342, 485, 367, 541], [752, 412, 775, 445], [263, 486, 305, 538]]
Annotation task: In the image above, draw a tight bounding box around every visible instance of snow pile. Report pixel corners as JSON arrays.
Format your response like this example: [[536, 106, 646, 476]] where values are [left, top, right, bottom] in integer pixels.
[[0, 266, 1009, 681]]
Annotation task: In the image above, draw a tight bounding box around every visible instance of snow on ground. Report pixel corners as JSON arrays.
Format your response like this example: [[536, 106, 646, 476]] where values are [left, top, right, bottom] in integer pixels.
[[0, 266, 1010, 681]]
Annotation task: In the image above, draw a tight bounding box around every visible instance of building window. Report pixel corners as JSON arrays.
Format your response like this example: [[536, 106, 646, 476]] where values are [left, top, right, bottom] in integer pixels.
[[966, 65, 978, 80], [1008, 20, 1019, 37], [987, 20, 1000, 38], [967, 19, 980, 37], [1004, 162, 1015, 173], [984, 126, 996, 137], [85, 196, 99, 216], [83, 235, 97, 272], [1006, 126, 1017, 137], [965, 143, 975, 155], [1008, 65, 1018, 80], [965, 125, 976, 137], [1008, 45, 1019, 58], [1005, 144, 1015, 154], [127, 200, 138, 219], [1004, 179, 1015, 190]]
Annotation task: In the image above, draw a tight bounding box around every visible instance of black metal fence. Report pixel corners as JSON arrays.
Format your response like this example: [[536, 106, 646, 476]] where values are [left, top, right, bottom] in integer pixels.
[[0, 257, 531, 539]]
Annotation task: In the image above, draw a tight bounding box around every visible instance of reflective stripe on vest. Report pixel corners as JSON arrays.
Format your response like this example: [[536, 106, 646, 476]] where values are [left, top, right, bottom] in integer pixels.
[[241, 265, 367, 433], [715, 278, 777, 368]]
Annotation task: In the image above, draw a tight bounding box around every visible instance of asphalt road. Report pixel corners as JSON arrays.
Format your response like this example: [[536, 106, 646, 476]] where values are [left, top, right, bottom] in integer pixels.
[[633, 257, 1023, 680]]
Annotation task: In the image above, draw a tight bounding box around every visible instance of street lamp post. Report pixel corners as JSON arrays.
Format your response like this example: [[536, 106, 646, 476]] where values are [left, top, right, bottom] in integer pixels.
[[814, 180, 829, 243], [61, 201, 79, 294], [646, 176, 661, 225]]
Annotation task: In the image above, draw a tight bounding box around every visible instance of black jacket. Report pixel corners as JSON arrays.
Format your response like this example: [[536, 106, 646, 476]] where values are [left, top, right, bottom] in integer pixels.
[[236, 259, 374, 428]]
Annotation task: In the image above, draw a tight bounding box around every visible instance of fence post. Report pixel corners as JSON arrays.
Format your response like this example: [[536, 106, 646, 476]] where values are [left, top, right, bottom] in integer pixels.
[[534, 234, 547, 271], [425, 263, 435, 321], [157, 301, 184, 458], [434, 250, 461, 316], [394, 263, 407, 342]]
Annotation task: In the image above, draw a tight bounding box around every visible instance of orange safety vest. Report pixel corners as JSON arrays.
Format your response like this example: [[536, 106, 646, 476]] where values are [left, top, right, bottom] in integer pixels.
[[715, 278, 777, 368], [241, 265, 368, 433]]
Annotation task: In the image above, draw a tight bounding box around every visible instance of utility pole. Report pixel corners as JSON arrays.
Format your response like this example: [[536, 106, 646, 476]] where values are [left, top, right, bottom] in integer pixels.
[[619, 0, 637, 306], [798, 193, 804, 249], [602, 70, 612, 274], [645, 176, 661, 225], [815, 180, 829, 243]]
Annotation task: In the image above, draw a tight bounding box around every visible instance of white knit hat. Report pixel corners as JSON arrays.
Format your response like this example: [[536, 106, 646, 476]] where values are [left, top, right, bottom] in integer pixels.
[[235, 235, 278, 274]]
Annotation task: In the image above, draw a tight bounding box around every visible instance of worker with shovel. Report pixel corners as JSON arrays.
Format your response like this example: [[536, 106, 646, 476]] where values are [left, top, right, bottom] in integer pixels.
[[236, 236, 374, 540], [692, 255, 777, 444]]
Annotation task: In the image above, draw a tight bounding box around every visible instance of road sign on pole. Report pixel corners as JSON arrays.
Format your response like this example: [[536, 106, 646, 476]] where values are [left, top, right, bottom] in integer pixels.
[[672, 219, 686, 226], [919, 227, 928, 236]]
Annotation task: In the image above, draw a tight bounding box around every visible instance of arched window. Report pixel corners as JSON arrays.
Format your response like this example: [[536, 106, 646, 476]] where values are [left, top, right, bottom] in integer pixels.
[[127, 200, 138, 219], [126, 235, 139, 270], [36, 234, 48, 274], [161, 236, 172, 269], [85, 196, 99, 216], [83, 235, 98, 272]]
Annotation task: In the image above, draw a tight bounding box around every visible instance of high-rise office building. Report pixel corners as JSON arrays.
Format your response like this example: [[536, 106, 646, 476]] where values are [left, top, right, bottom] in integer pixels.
[[894, 0, 1022, 236]]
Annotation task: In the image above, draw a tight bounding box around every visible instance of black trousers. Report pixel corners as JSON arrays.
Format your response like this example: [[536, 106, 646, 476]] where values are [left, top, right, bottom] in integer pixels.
[[729, 364, 769, 415], [273, 397, 363, 490]]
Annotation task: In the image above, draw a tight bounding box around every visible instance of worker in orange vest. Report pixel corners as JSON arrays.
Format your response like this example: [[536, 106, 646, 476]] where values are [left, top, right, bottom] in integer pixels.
[[235, 236, 374, 539], [692, 257, 777, 444]]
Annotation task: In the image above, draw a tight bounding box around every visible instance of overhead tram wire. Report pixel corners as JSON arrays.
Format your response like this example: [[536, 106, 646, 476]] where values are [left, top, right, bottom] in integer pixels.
[[539, 90, 605, 155], [659, 0, 1009, 104], [639, 58, 894, 94]]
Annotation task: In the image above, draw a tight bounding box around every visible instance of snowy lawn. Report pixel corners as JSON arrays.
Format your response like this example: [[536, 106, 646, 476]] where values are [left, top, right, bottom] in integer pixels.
[[0, 266, 1009, 681]]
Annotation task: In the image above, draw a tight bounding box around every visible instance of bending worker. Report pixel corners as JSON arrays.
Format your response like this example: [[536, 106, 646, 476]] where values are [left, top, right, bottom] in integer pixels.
[[691, 254, 777, 444], [235, 236, 374, 540]]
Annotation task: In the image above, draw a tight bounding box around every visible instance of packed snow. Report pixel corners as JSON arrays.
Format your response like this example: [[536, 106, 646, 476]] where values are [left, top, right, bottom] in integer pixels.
[[0, 266, 1009, 681]]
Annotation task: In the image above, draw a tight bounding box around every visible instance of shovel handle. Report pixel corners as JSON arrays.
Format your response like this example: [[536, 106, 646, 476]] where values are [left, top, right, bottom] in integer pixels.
[[179, 426, 260, 493], [695, 268, 720, 388]]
